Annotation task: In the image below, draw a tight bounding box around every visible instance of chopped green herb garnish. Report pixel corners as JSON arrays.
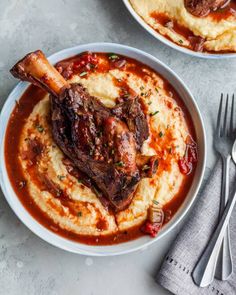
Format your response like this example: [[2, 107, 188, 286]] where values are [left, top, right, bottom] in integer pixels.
[[115, 161, 124, 167], [108, 53, 119, 60], [153, 200, 159, 206], [57, 175, 65, 181], [78, 179, 82, 183], [148, 101, 152, 105], [140, 86, 145, 91], [179, 40, 183, 44], [155, 87, 159, 93], [36, 125, 44, 133], [141, 93, 144, 96], [80, 71, 87, 77], [142, 164, 150, 171], [77, 211, 82, 217], [88, 63, 95, 69], [159, 131, 164, 138], [150, 111, 159, 117]]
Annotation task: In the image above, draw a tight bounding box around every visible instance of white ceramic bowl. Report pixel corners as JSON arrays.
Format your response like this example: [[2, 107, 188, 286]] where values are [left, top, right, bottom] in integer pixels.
[[122, 0, 236, 59], [0, 43, 206, 256]]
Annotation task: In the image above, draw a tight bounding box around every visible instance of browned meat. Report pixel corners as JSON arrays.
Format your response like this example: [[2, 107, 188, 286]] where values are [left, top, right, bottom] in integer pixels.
[[51, 84, 140, 210], [188, 36, 205, 51], [10, 50, 158, 211], [184, 0, 230, 17], [112, 97, 149, 150], [21, 138, 43, 165]]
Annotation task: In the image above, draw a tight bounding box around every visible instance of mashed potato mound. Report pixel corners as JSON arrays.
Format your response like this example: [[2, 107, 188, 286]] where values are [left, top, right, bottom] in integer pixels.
[[19, 57, 191, 238], [129, 0, 236, 52]]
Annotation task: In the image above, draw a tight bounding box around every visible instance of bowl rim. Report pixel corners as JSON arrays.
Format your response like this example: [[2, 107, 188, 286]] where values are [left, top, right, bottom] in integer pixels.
[[0, 42, 206, 256], [122, 0, 236, 59]]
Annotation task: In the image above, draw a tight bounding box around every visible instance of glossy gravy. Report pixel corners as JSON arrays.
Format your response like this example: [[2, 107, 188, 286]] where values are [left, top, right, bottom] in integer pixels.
[[5, 53, 197, 245]]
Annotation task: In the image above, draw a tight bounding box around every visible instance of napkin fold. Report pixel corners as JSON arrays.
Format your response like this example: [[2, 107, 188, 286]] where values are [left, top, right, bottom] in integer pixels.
[[156, 160, 236, 295]]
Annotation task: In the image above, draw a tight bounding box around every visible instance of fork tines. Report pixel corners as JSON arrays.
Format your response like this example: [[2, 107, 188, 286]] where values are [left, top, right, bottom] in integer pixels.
[[217, 94, 235, 138]]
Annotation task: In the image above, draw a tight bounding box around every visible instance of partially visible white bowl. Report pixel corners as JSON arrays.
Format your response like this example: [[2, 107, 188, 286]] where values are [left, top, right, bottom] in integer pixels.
[[0, 43, 206, 256], [122, 0, 236, 59]]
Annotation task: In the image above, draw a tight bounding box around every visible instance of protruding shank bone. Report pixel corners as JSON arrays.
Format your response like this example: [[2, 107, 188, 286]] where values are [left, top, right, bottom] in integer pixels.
[[10, 50, 69, 96]]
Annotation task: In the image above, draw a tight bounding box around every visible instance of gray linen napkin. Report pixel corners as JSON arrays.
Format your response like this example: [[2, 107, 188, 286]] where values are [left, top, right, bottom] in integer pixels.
[[156, 160, 236, 295]]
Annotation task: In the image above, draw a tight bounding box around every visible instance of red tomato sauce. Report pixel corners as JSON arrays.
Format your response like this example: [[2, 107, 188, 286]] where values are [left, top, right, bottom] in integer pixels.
[[150, 4, 236, 53], [5, 52, 197, 245], [209, 1, 236, 21]]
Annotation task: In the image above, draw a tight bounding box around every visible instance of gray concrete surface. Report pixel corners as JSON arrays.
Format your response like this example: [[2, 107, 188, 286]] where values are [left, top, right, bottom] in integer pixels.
[[0, 0, 236, 294]]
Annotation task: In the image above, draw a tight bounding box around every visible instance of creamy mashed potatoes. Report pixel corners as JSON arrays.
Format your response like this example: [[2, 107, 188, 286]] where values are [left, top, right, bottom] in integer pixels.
[[17, 55, 190, 239], [129, 0, 236, 52]]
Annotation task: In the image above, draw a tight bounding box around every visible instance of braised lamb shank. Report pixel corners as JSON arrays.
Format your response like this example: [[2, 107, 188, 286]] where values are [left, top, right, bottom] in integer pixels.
[[10, 50, 158, 211]]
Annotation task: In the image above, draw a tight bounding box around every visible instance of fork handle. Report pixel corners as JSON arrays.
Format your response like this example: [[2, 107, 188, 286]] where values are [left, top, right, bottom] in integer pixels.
[[192, 186, 236, 287], [215, 156, 233, 280]]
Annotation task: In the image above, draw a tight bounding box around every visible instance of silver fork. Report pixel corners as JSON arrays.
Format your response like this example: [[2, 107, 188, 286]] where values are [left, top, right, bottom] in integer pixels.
[[192, 94, 235, 287], [214, 94, 234, 281]]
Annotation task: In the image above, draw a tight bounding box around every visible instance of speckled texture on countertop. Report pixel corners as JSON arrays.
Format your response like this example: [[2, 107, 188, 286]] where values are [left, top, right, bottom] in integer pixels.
[[0, 0, 236, 294]]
